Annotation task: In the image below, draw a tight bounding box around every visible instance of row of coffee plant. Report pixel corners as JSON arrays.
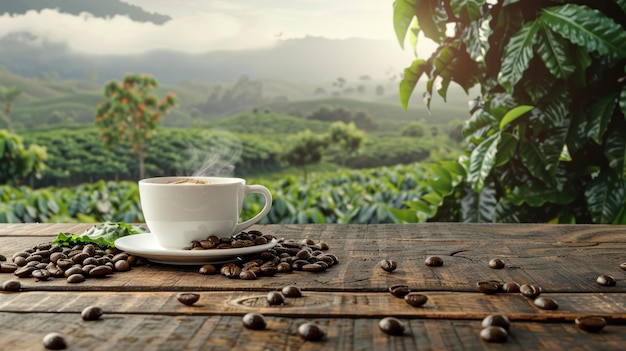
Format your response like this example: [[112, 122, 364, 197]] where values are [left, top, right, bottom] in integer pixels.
[[0, 163, 450, 224]]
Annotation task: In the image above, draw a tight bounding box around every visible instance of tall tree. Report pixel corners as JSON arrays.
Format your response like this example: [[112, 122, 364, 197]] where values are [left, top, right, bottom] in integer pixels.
[[394, 1, 626, 223], [1, 86, 22, 131], [0, 129, 46, 185], [95, 73, 178, 179]]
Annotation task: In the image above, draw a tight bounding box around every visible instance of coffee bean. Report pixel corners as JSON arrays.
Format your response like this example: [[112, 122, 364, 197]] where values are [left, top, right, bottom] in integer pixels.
[[89, 265, 113, 278], [220, 264, 241, 279], [2, 279, 21, 291], [298, 322, 325, 341], [0, 262, 18, 273], [534, 297, 558, 310], [488, 258, 505, 269], [81, 306, 103, 321], [378, 317, 405, 336], [389, 284, 411, 298], [239, 270, 257, 280], [480, 326, 508, 343], [14, 266, 35, 278], [404, 293, 427, 307], [114, 260, 130, 272], [242, 312, 267, 330], [64, 266, 83, 278], [379, 259, 397, 272], [575, 316, 607, 333], [425, 256, 443, 267], [259, 265, 278, 276], [282, 285, 302, 298], [482, 315, 510, 330], [199, 264, 217, 275], [0, 254, 5, 261], [620, 263, 626, 271], [502, 282, 520, 293], [43, 332, 67, 350], [476, 281, 500, 295], [177, 293, 200, 306], [302, 263, 324, 272], [276, 262, 292, 273], [32, 269, 51, 281], [596, 274, 616, 287], [266, 291, 285, 305], [67, 274, 85, 283], [520, 283, 542, 299]]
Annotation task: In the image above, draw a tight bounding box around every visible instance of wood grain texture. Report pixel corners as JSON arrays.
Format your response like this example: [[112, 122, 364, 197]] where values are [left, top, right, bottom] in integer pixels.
[[0, 223, 624, 350]]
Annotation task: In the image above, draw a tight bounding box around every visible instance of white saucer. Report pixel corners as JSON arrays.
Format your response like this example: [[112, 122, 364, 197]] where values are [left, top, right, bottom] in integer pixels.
[[114, 233, 278, 265]]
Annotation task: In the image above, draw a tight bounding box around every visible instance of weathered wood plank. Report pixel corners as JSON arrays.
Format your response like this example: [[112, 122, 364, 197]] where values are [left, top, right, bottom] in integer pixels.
[[1, 291, 624, 323], [0, 224, 624, 293], [0, 312, 622, 351]]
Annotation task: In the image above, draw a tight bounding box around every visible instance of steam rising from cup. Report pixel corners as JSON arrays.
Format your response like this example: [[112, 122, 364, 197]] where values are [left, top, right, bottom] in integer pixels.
[[182, 131, 242, 177]]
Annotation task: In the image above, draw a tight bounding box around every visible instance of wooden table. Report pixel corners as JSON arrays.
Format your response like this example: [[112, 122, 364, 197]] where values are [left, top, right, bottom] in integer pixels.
[[0, 223, 624, 350]]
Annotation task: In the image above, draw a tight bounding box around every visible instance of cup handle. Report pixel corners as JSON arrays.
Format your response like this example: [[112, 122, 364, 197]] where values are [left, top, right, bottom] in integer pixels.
[[233, 184, 273, 234]]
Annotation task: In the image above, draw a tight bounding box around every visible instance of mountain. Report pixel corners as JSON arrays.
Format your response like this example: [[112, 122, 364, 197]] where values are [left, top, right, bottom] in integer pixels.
[[0, 33, 410, 85], [0, 0, 170, 23]]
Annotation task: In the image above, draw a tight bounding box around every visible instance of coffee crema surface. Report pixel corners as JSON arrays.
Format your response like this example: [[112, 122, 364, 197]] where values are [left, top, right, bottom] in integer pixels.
[[169, 179, 213, 184]]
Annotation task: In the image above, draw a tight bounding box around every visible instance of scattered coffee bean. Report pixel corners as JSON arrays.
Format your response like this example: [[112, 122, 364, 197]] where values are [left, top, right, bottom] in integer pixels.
[[534, 297, 558, 310], [378, 317, 405, 336], [575, 316, 607, 333], [404, 293, 427, 307], [425, 256, 443, 267], [177, 293, 200, 306], [114, 260, 130, 272], [379, 259, 397, 272], [2, 279, 21, 291], [502, 282, 520, 293], [14, 266, 35, 278], [480, 326, 508, 343], [488, 258, 505, 269], [389, 284, 411, 298], [476, 281, 500, 295], [199, 264, 217, 275], [620, 263, 626, 271], [81, 306, 103, 321], [520, 283, 542, 299], [242, 312, 266, 330], [596, 274, 616, 287], [281, 285, 302, 298], [0, 262, 17, 273], [0, 254, 5, 261], [43, 332, 67, 350], [266, 291, 285, 305], [302, 263, 324, 272], [481, 314, 510, 330], [298, 322, 325, 341]]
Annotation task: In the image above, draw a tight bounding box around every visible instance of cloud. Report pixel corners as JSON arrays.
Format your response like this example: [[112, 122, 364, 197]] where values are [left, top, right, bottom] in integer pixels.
[[0, 8, 279, 55]]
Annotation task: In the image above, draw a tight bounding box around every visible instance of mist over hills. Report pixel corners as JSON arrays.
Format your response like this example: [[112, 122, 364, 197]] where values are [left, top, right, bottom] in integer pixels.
[[0, 32, 411, 85]]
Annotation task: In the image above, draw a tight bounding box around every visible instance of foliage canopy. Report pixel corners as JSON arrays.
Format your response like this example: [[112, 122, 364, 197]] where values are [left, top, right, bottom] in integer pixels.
[[394, 0, 626, 223]]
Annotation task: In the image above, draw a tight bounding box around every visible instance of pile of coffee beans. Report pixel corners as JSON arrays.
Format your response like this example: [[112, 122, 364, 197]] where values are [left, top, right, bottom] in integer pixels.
[[0, 242, 138, 286], [195, 233, 338, 279]]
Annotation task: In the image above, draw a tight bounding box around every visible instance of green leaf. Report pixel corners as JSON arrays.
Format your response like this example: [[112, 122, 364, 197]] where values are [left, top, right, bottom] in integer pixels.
[[604, 124, 626, 175], [585, 170, 626, 224], [617, 0, 626, 13], [519, 141, 550, 183], [467, 133, 500, 192], [416, 0, 448, 42], [587, 93, 618, 145], [619, 84, 626, 119], [450, 0, 485, 22], [51, 222, 146, 248], [399, 59, 428, 110], [393, 0, 417, 49], [499, 105, 534, 130], [507, 177, 576, 207], [536, 19, 576, 79], [499, 20, 540, 92], [541, 4, 626, 59], [495, 132, 517, 167], [460, 180, 497, 222]]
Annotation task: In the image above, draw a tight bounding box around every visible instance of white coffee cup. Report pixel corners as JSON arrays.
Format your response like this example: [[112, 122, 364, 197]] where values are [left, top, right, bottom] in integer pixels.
[[139, 176, 272, 249]]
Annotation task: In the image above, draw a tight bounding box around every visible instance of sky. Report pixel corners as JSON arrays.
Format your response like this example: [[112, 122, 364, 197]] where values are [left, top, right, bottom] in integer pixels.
[[0, 0, 423, 56]]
